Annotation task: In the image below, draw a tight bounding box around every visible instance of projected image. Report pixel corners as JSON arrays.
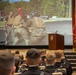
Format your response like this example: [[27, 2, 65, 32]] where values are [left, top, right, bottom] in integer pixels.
[[0, 0, 72, 46]]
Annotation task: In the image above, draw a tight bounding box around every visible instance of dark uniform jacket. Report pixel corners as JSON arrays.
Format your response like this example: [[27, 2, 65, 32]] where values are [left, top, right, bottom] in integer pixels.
[[55, 61, 73, 75], [21, 66, 51, 75], [44, 65, 56, 73], [61, 59, 73, 75], [54, 62, 62, 68], [14, 56, 21, 72]]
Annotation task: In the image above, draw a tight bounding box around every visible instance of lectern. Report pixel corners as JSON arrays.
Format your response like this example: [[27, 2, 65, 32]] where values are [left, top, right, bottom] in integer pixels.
[[48, 34, 64, 50]]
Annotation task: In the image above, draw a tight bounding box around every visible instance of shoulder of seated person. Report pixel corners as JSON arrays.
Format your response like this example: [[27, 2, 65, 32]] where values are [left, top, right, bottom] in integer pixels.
[[44, 71, 52, 75]]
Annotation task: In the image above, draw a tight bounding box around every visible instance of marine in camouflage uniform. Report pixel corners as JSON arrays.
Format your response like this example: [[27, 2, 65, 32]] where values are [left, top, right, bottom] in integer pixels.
[[4, 10, 14, 45], [12, 8, 29, 45], [12, 8, 46, 45]]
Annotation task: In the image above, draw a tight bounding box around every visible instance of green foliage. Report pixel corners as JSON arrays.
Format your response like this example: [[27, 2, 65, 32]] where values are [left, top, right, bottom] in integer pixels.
[[0, 0, 71, 18]]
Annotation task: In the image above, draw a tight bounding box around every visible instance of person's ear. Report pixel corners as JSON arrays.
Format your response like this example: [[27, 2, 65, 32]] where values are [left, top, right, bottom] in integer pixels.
[[11, 66, 16, 75], [44, 58, 46, 63], [26, 58, 28, 65], [54, 59, 56, 64]]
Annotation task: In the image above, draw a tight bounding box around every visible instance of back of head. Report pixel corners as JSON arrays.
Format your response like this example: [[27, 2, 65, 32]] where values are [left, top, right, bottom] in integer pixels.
[[58, 50, 65, 59], [18, 8, 23, 17], [46, 51, 56, 64], [26, 48, 41, 65], [40, 50, 46, 61], [55, 51, 62, 62], [40, 50, 46, 56], [0, 50, 15, 75], [15, 50, 20, 54]]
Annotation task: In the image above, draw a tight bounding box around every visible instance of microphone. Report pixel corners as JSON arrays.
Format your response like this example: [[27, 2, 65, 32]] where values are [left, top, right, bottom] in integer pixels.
[[55, 30, 58, 34]]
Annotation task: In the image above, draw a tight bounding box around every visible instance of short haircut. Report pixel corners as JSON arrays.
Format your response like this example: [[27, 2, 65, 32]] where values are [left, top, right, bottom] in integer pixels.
[[40, 50, 46, 61], [0, 50, 15, 75], [58, 50, 64, 57], [26, 48, 41, 65], [46, 51, 56, 64], [40, 50, 46, 55], [55, 51, 62, 59], [15, 50, 20, 54]]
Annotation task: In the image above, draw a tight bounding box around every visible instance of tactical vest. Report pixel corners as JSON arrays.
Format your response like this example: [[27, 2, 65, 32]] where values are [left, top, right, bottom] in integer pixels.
[[13, 15, 22, 28], [7, 16, 14, 25]]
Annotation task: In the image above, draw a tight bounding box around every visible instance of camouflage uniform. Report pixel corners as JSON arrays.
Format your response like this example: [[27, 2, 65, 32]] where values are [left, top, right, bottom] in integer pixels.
[[12, 15, 29, 45], [5, 15, 14, 45]]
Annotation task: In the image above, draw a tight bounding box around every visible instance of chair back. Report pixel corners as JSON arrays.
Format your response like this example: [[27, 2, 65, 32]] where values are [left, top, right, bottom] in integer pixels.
[[39, 66, 45, 70], [14, 72, 21, 75], [57, 68, 67, 75], [52, 72, 63, 75]]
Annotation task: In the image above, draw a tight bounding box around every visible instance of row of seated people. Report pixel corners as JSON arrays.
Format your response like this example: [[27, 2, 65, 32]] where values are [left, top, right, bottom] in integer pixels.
[[0, 49, 73, 75], [14, 49, 73, 75]]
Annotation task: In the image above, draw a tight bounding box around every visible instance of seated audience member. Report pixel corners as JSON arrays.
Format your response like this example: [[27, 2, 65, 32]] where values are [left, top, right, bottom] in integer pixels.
[[14, 50, 20, 57], [40, 50, 46, 66], [14, 50, 21, 72], [58, 50, 73, 75], [58, 50, 71, 64], [44, 51, 56, 73], [20, 54, 25, 64], [57, 50, 66, 63], [55, 51, 72, 75], [0, 50, 15, 75], [54, 51, 62, 68], [21, 48, 51, 75]]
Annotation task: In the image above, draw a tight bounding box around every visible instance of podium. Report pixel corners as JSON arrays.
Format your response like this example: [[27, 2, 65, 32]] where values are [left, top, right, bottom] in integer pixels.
[[48, 34, 64, 50]]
